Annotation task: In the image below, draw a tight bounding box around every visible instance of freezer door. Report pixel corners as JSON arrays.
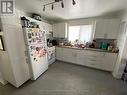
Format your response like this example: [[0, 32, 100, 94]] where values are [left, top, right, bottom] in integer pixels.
[[23, 28, 46, 45]]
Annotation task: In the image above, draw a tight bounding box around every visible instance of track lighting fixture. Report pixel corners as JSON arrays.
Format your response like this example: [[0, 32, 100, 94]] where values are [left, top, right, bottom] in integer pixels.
[[43, 6, 45, 11], [72, 0, 76, 5], [51, 4, 54, 10], [61, 1, 64, 8], [55, 0, 60, 2], [43, 0, 76, 11]]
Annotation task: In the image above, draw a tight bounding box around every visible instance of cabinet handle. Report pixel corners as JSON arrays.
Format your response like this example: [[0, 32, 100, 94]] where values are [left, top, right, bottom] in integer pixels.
[[90, 55, 97, 57], [26, 58, 29, 64], [104, 33, 108, 38], [90, 59, 96, 61], [91, 63, 95, 65], [88, 58, 96, 61]]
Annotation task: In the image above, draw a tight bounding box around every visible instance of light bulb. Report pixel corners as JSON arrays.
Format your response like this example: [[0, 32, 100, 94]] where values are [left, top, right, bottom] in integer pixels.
[[51, 4, 54, 10], [43, 6, 45, 11], [61, 1, 64, 8], [72, 0, 76, 5]]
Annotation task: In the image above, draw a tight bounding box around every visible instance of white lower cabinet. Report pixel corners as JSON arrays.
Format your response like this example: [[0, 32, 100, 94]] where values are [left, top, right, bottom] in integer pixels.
[[101, 53, 117, 71], [62, 48, 77, 64], [56, 47, 118, 72], [56, 47, 63, 60]]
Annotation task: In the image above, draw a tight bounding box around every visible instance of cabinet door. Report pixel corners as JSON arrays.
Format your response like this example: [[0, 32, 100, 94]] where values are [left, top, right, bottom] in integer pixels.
[[56, 47, 63, 60], [82, 50, 104, 69], [45, 23, 52, 34], [102, 53, 117, 71], [48, 24, 53, 32], [106, 20, 119, 39], [77, 50, 87, 65], [62, 48, 77, 64], [53, 24, 59, 37], [94, 19, 120, 39], [58, 23, 67, 38], [39, 22, 44, 31], [53, 23, 67, 38], [94, 20, 105, 38]]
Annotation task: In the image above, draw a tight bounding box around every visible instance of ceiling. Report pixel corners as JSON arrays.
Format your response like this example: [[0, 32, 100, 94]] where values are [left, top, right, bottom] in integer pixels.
[[15, 0, 127, 21]]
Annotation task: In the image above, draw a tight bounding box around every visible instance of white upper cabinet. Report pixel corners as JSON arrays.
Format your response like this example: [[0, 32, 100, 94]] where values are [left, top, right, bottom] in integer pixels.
[[94, 19, 120, 39], [43, 22, 52, 34], [53, 23, 67, 38]]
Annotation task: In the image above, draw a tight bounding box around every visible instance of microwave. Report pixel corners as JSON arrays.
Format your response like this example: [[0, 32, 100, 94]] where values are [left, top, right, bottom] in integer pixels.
[[0, 35, 5, 51]]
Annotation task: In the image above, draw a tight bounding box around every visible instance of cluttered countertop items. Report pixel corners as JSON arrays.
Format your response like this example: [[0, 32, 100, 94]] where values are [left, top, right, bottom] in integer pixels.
[[57, 39, 119, 53]]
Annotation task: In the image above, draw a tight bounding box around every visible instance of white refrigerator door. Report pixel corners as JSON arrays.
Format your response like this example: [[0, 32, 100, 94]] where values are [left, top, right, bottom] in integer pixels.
[[23, 28, 48, 80], [30, 50, 48, 80]]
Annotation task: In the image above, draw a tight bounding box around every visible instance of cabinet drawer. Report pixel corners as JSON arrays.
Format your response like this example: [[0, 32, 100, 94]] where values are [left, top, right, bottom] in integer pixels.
[[56, 47, 63, 60], [84, 60, 102, 69], [85, 58, 115, 71], [84, 58, 111, 71], [85, 56, 101, 61], [84, 50, 105, 56]]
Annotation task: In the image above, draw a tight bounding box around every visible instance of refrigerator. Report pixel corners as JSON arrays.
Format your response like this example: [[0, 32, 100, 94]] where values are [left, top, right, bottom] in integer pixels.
[[23, 28, 48, 80]]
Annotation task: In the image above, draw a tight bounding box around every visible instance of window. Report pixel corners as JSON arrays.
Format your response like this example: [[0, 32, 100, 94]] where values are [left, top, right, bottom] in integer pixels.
[[68, 25, 93, 43]]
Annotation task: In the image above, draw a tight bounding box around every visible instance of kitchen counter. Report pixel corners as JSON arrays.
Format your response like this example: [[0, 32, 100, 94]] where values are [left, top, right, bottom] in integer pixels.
[[56, 46, 118, 53]]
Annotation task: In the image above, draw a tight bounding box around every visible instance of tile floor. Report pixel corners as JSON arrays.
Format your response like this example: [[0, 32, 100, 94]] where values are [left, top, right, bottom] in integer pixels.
[[0, 61, 127, 95]]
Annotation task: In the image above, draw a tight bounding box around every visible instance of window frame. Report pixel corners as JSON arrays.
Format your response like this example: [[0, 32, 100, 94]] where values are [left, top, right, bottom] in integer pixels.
[[68, 24, 94, 42]]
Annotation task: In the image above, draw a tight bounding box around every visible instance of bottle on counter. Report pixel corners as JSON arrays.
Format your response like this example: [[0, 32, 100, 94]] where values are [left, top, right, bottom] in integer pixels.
[[100, 42, 108, 50]]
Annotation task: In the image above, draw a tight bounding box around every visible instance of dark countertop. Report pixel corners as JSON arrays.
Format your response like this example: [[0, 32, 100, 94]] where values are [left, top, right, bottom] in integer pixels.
[[56, 46, 118, 54]]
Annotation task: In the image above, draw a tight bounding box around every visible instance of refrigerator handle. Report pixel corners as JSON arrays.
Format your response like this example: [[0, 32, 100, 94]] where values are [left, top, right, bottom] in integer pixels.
[[24, 50, 29, 56], [24, 50, 29, 64], [26, 58, 29, 64]]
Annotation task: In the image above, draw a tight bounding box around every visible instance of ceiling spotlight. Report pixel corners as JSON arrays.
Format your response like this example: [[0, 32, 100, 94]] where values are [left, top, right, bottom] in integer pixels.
[[51, 4, 54, 10], [43, 6, 45, 11], [72, 0, 76, 5], [43, 0, 76, 11], [61, 1, 64, 8], [55, 0, 61, 2]]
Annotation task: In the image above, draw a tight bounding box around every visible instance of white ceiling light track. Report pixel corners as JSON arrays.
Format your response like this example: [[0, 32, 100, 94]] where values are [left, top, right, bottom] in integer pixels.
[[43, 0, 76, 11]]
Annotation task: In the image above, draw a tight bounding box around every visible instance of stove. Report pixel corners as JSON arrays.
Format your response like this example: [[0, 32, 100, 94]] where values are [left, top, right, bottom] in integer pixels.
[[47, 46, 56, 65]]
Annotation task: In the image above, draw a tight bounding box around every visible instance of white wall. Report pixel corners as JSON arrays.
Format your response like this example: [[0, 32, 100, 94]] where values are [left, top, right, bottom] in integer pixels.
[[66, 18, 95, 26], [54, 16, 120, 24], [113, 11, 127, 78], [0, 25, 7, 85], [113, 22, 127, 78], [0, 71, 6, 85], [119, 10, 127, 22], [0, 9, 31, 86], [0, 51, 10, 85], [0, 51, 8, 85]]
